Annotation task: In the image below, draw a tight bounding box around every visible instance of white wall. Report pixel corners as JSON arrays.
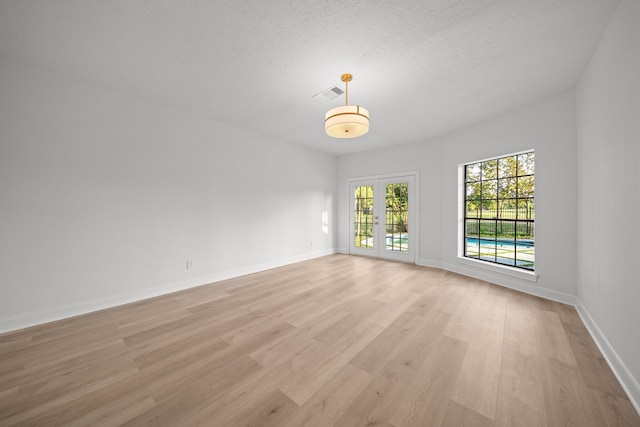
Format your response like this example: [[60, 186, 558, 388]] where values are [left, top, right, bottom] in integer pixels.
[[576, 0, 640, 409], [0, 57, 337, 333], [338, 91, 577, 303]]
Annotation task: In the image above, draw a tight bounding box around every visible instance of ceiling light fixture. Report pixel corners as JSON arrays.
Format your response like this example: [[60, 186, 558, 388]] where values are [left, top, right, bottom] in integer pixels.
[[325, 73, 369, 138]]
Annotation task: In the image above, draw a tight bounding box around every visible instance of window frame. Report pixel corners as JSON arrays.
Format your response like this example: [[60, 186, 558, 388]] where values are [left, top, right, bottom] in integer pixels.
[[460, 150, 536, 274]]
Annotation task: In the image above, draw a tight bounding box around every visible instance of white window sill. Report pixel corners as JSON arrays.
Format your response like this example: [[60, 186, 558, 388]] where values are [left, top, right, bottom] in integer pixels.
[[456, 256, 538, 282]]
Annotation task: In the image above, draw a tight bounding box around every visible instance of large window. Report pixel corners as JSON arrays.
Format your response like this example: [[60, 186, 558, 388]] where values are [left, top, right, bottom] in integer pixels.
[[464, 151, 534, 270]]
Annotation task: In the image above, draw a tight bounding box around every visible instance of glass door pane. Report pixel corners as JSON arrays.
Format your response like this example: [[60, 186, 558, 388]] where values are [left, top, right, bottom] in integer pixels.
[[385, 182, 409, 253], [378, 176, 415, 263], [354, 185, 375, 249]]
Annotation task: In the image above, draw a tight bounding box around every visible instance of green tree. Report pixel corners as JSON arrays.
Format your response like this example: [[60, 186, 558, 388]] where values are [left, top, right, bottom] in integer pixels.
[[386, 183, 408, 232], [354, 186, 374, 246], [465, 152, 535, 239]]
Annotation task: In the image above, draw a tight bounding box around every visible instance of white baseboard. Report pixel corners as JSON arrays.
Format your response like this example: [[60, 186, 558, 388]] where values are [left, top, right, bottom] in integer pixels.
[[416, 258, 443, 269], [575, 300, 640, 415], [0, 248, 338, 334], [439, 260, 575, 305]]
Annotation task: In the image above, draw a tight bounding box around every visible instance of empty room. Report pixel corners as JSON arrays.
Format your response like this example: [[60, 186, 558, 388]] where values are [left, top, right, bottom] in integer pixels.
[[1, 0, 639, 426]]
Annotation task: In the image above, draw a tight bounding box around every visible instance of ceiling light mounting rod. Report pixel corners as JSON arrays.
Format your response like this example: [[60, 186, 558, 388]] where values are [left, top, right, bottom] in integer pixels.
[[342, 73, 352, 106]]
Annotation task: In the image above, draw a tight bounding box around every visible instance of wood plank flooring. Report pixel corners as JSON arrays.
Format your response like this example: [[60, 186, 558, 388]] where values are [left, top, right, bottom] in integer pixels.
[[1, 254, 638, 426]]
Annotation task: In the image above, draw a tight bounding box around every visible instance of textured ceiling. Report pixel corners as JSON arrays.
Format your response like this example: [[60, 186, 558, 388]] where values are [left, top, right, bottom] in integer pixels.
[[0, 0, 620, 155]]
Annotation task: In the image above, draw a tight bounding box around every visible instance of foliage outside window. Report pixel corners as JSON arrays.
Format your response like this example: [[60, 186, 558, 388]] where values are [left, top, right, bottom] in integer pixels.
[[464, 151, 535, 270], [354, 186, 374, 248], [385, 183, 408, 252]]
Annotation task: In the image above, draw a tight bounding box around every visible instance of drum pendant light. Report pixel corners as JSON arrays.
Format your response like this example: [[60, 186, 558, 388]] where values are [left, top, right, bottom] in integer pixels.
[[325, 73, 369, 138]]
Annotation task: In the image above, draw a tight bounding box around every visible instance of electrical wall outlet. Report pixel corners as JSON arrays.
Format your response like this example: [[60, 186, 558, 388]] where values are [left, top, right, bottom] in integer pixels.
[[186, 260, 193, 269]]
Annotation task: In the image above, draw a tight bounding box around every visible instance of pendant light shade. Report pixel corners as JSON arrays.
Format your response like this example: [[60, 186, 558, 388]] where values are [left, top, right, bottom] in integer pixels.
[[325, 74, 369, 138], [325, 105, 370, 138]]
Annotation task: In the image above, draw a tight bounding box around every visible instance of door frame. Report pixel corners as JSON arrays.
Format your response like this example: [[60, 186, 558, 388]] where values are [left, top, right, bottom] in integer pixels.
[[347, 171, 419, 263]]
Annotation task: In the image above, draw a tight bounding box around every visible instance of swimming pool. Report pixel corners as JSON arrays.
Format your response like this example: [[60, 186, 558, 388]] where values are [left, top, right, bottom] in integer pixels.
[[466, 237, 533, 249], [465, 237, 534, 270]]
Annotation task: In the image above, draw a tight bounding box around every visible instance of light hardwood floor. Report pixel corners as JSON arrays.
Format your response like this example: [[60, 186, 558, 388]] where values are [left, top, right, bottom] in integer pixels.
[[1, 254, 638, 426]]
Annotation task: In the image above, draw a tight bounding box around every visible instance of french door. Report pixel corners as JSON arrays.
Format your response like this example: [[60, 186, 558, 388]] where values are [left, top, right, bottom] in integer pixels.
[[349, 174, 416, 263]]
